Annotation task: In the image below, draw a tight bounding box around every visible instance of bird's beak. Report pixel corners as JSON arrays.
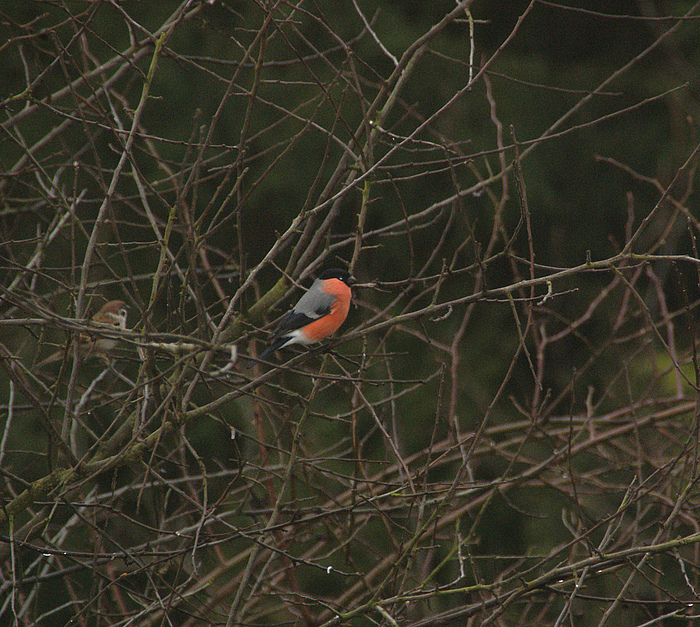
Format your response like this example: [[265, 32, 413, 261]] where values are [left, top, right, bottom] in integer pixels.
[[348, 275, 357, 286]]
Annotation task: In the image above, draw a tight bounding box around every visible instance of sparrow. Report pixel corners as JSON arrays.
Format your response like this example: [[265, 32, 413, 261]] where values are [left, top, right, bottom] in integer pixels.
[[36, 300, 129, 368], [254, 268, 356, 365]]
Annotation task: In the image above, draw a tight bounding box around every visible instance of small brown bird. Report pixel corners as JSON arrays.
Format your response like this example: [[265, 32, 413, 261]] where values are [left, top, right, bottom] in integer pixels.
[[37, 300, 129, 368]]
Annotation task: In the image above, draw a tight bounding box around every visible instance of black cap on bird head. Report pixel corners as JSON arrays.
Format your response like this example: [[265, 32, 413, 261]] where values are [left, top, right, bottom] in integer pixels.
[[317, 268, 356, 286]]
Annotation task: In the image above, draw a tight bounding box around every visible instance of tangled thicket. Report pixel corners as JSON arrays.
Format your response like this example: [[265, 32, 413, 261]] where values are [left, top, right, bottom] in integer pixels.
[[2, 1, 700, 625]]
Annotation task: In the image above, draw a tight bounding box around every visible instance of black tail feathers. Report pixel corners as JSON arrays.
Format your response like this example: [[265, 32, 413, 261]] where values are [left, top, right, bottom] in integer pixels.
[[247, 336, 289, 369]]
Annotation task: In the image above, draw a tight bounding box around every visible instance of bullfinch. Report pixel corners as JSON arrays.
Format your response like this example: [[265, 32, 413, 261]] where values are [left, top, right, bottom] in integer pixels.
[[255, 268, 356, 364]]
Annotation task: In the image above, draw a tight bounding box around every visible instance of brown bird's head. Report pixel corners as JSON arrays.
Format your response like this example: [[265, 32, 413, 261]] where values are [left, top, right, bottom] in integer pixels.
[[94, 300, 129, 329]]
